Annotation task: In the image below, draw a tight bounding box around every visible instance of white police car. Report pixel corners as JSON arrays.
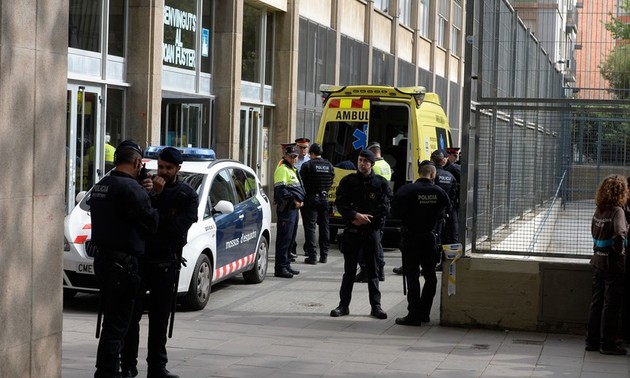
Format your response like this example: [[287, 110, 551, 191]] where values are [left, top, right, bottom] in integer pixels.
[[63, 146, 272, 310]]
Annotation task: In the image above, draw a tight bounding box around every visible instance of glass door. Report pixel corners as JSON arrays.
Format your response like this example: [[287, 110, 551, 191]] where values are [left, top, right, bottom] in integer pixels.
[[161, 99, 212, 148], [239, 106, 263, 177], [66, 84, 102, 213]]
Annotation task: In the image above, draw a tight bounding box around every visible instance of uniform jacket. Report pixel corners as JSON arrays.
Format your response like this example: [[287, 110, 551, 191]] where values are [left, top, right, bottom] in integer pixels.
[[435, 166, 457, 205], [372, 158, 392, 180], [391, 178, 451, 235], [591, 206, 627, 274], [299, 157, 335, 196], [274, 159, 305, 212], [88, 170, 159, 256], [147, 176, 199, 260], [335, 170, 392, 232]]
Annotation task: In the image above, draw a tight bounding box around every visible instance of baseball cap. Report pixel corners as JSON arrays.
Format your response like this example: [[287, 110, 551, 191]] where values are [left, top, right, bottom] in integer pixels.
[[431, 149, 446, 159], [367, 142, 381, 151], [116, 139, 143, 158], [159, 147, 184, 165], [308, 143, 322, 155]]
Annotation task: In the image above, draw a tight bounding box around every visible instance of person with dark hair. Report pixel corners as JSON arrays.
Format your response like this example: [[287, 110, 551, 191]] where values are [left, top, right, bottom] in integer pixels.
[[120, 147, 199, 378], [391, 161, 450, 326], [90, 140, 159, 378], [299, 143, 335, 264], [330, 149, 392, 320], [586, 175, 628, 355], [274, 144, 305, 278]]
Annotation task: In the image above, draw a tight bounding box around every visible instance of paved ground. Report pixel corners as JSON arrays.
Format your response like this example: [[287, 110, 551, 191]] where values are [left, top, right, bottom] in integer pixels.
[[63, 225, 630, 377]]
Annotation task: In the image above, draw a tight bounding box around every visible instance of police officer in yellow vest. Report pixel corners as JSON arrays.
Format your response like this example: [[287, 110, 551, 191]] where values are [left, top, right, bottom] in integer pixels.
[[273, 144, 306, 278], [368, 142, 392, 180]]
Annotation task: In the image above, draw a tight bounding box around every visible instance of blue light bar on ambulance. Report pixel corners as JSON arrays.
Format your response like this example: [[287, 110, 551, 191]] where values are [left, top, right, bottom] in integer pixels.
[[144, 146, 216, 161]]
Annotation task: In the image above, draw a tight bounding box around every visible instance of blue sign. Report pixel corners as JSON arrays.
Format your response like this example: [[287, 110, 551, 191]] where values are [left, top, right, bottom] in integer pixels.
[[202, 28, 209, 57]]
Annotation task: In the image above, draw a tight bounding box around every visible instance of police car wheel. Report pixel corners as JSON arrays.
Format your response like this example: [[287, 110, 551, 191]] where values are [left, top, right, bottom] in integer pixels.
[[181, 254, 212, 311], [243, 236, 268, 284]]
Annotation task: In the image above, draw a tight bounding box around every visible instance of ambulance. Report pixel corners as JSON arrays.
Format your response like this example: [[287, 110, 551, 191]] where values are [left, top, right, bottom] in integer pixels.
[[316, 84, 453, 238]]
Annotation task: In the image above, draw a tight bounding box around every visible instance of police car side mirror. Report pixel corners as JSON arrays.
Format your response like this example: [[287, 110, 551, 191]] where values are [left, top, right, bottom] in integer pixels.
[[213, 200, 234, 215], [75, 191, 88, 204]]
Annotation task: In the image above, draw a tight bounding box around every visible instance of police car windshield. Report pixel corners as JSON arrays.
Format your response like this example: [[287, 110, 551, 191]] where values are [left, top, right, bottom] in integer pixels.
[[78, 171, 206, 211]]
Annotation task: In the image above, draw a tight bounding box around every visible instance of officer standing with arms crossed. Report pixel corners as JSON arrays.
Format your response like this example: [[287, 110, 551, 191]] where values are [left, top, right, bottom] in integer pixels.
[[300, 143, 335, 264], [274, 144, 305, 278], [391, 161, 451, 326], [330, 149, 391, 319], [120, 147, 199, 378], [90, 140, 159, 378]]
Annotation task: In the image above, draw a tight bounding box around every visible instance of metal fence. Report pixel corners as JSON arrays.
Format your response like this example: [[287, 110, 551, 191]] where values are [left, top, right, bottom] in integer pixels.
[[464, 0, 630, 258]]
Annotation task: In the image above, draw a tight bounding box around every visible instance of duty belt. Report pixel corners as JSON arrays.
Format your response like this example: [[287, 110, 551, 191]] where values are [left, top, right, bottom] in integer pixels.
[[308, 191, 328, 199]]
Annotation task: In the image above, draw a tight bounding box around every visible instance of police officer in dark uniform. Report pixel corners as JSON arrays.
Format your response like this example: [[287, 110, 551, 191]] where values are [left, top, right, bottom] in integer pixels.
[[330, 149, 392, 320], [431, 150, 457, 270], [120, 147, 199, 378], [90, 140, 159, 378], [444, 147, 461, 242], [392, 161, 451, 326], [299, 143, 335, 264], [274, 144, 306, 278]]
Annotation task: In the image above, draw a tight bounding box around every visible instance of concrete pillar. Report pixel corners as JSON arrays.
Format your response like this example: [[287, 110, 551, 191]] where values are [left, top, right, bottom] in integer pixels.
[[126, 0, 164, 148], [214, 0, 243, 159], [0, 0, 67, 376], [270, 0, 300, 166]]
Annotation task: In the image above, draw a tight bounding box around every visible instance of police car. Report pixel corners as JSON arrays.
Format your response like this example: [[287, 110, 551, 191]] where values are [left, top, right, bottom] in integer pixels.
[[63, 146, 272, 310]]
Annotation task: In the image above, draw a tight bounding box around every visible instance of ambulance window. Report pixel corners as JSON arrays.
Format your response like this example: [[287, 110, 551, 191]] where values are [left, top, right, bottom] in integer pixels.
[[321, 121, 364, 168]]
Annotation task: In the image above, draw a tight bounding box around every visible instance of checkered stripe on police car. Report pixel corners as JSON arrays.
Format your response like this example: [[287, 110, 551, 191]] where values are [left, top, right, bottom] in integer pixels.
[[214, 253, 256, 281], [73, 224, 91, 244]]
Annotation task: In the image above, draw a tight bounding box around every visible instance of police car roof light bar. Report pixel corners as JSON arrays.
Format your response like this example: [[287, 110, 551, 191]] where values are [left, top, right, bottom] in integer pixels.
[[144, 146, 216, 161]]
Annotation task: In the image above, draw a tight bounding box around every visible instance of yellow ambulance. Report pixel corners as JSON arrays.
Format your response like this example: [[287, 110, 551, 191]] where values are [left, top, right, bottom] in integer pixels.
[[316, 84, 453, 238]]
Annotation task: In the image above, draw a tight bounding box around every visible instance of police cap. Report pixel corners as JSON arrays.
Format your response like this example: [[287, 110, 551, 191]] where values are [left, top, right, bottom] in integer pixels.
[[367, 142, 381, 151], [159, 147, 183, 165], [283, 143, 299, 157], [445, 147, 460, 156], [295, 137, 310, 147], [359, 149, 376, 165]]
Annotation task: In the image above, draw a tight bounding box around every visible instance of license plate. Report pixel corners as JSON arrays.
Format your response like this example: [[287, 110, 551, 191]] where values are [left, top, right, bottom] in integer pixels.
[[76, 263, 94, 275]]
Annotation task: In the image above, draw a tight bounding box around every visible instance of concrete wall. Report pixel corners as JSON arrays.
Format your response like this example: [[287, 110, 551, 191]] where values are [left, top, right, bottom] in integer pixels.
[[0, 0, 67, 377], [440, 256, 592, 334]]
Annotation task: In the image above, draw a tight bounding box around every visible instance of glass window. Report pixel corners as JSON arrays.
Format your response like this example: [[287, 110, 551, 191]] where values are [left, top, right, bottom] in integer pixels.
[[374, 0, 389, 12], [418, 0, 430, 37], [232, 168, 257, 203], [265, 12, 274, 85], [69, 0, 102, 52], [242, 4, 262, 82], [105, 88, 124, 171], [108, 0, 125, 56], [163, 0, 198, 71], [399, 0, 412, 27], [451, 25, 460, 55], [437, 16, 446, 48], [209, 169, 237, 211]]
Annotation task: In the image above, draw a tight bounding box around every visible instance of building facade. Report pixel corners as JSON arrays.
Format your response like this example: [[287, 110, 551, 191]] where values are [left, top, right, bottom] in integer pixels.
[[64, 0, 466, 213]]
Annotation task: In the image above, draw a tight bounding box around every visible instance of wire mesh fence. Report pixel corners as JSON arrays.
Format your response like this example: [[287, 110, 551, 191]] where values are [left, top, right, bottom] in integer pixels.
[[465, 0, 630, 258]]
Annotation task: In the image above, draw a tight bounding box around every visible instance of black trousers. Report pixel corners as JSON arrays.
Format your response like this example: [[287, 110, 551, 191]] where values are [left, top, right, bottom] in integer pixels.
[[275, 208, 299, 271], [94, 252, 140, 378], [586, 267, 624, 348], [338, 229, 382, 308], [400, 233, 438, 319], [302, 196, 330, 259], [121, 259, 176, 372]]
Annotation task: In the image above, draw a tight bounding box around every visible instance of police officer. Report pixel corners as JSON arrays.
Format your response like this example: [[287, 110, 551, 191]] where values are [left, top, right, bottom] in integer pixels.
[[431, 150, 457, 270], [356, 142, 391, 281], [90, 140, 159, 378], [120, 147, 199, 378], [299, 143, 335, 264], [274, 144, 306, 278], [330, 149, 392, 320], [444, 147, 461, 242], [392, 161, 451, 326]]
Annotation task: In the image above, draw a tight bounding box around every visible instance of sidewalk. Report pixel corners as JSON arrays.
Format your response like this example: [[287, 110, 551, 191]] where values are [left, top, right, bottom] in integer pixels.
[[62, 223, 630, 377]]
